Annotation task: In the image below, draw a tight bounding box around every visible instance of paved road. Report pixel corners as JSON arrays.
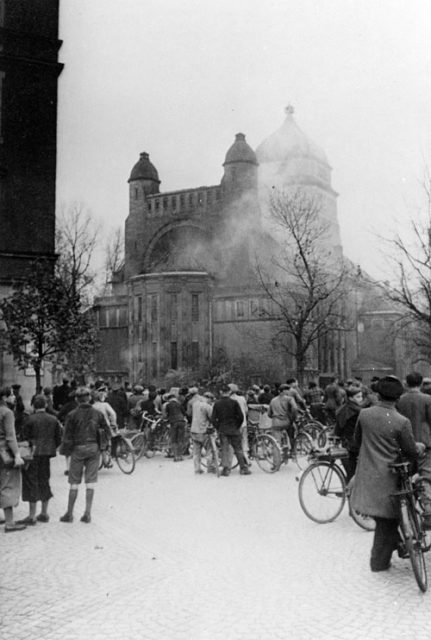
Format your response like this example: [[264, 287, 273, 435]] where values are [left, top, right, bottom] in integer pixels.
[[1, 452, 430, 640]]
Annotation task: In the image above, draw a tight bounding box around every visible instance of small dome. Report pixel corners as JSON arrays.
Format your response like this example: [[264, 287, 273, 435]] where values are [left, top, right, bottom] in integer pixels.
[[128, 152, 160, 183], [256, 106, 328, 165], [223, 133, 258, 166]]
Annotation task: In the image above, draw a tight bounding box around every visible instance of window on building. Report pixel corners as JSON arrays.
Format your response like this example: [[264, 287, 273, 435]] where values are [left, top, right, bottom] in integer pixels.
[[172, 197, 177, 213], [189, 193, 194, 207], [0, 1, 4, 27], [150, 294, 158, 324], [191, 294, 199, 322], [151, 342, 158, 377], [191, 341, 199, 369], [216, 189, 221, 201], [155, 199, 160, 213], [250, 299, 259, 317], [137, 296, 142, 322], [236, 300, 245, 318], [180, 194, 185, 208], [163, 197, 168, 210], [119, 307, 127, 326], [170, 293, 178, 321], [109, 308, 118, 327], [198, 192, 203, 206], [171, 342, 178, 370], [134, 187, 139, 200], [99, 308, 108, 327]]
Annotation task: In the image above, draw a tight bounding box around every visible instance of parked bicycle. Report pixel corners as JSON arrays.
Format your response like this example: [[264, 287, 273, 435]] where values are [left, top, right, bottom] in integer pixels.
[[297, 442, 375, 531], [99, 430, 136, 474], [274, 427, 316, 471], [130, 412, 171, 459], [200, 421, 281, 474], [389, 460, 431, 592]]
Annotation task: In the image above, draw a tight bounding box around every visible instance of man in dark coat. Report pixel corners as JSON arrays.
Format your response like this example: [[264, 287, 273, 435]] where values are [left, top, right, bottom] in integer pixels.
[[351, 376, 424, 572], [323, 376, 343, 422], [17, 395, 62, 524], [211, 385, 251, 476], [397, 371, 431, 527], [334, 385, 363, 482]]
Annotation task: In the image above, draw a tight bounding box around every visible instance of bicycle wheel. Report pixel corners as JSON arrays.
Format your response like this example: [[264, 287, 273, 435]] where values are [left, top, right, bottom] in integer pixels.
[[346, 477, 375, 531], [292, 431, 314, 470], [253, 434, 281, 473], [399, 498, 427, 592], [114, 437, 136, 474], [130, 432, 146, 461], [316, 426, 333, 448], [301, 421, 324, 443], [298, 461, 346, 523]]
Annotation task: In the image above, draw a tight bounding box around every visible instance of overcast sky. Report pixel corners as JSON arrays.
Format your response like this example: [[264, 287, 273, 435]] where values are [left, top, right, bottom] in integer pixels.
[[57, 0, 431, 277]]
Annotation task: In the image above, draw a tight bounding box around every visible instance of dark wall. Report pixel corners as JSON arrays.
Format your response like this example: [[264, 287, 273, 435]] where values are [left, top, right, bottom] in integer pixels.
[[0, 0, 63, 281]]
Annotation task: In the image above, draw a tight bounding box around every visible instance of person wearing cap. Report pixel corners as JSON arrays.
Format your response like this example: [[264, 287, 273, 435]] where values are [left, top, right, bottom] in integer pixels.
[[189, 391, 214, 474], [59, 387, 110, 524], [211, 385, 251, 476], [397, 371, 431, 527], [128, 385, 145, 430], [268, 384, 298, 448], [16, 395, 62, 525], [351, 375, 425, 572], [228, 383, 249, 464], [92, 384, 117, 468], [106, 383, 129, 429], [421, 377, 431, 396], [162, 392, 187, 461], [333, 385, 363, 482]]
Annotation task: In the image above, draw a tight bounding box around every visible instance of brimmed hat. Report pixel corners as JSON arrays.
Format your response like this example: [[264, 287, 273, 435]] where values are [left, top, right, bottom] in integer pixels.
[[188, 386, 199, 395], [376, 375, 404, 400], [11, 384, 21, 390], [228, 383, 239, 393], [75, 386, 91, 398]]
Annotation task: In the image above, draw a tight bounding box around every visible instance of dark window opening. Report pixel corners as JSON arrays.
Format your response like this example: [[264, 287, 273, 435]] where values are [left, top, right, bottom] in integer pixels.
[[191, 294, 199, 322], [191, 342, 199, 369], [151, 342, 158, 377], [171, 342, 178, 370]]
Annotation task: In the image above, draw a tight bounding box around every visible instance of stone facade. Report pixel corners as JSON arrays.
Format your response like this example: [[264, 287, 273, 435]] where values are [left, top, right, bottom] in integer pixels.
[[95, 109, 355, 384]]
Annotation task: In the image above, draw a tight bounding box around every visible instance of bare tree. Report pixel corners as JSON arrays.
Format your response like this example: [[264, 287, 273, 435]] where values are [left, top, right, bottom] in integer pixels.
[[55, 201, 100, 305], [383, 171, 431, 359], [102, 226, 125, 294], [256, 188, 347, 383]]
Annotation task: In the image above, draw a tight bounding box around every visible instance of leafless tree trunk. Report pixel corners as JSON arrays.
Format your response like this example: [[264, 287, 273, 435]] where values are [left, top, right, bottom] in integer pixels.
[[55, 201, 100, 305], [256, 188, 347, 384]]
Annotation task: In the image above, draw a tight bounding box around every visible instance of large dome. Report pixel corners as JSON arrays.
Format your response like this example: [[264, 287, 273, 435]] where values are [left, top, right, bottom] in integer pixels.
[[256, 106, 328, 166], [128, 151, 160, 183], [224, 133, 258, 166]]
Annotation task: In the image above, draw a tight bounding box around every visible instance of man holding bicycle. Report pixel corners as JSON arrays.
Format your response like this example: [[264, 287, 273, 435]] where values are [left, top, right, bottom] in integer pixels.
[[351, 376, 425, 572], [397, 371, 431, 529], [268, 384, 298, 447]]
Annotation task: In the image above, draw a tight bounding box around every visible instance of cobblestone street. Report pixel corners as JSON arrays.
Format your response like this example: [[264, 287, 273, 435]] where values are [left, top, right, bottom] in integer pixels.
[[2, 453, 430, 640]]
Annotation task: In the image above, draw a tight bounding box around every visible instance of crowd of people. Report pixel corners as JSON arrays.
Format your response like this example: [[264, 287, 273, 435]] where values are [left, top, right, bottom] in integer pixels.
[[2, 370, 431, 578]]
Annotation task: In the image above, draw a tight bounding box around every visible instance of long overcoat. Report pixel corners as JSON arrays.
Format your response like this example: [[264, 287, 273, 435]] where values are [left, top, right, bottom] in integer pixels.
[[350, 403, 418, 518]]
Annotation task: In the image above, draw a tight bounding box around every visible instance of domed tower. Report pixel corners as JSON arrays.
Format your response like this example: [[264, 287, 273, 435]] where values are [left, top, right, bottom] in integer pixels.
[[221, 133, 258, 197], [256, 106, 342, 253], [128, 151, 160, 198]]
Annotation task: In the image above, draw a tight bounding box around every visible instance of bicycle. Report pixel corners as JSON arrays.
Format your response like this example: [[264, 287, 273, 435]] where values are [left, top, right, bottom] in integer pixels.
[[275, 427, 316, 471], [99, 430, 136, 474], [130, 412, 170, 459], [389, 460, 431, 592], [200, 422, 281, 474], [297, 442, 375, 531]]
